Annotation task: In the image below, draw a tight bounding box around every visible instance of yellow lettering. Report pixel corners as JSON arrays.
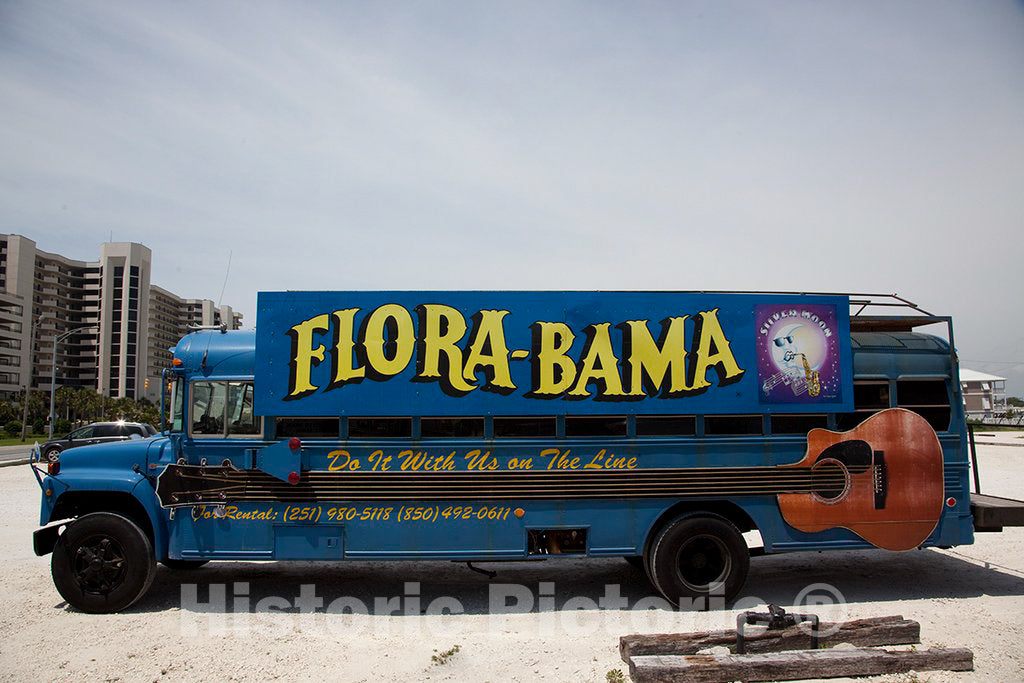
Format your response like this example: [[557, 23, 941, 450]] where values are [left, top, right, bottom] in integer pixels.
[[363, 304, 415, 377], [286, 313, 329, 397], [625, 316, 692, 395], [569, 323, 626, 397], [691, 308, 744, 390], [328, 449, 360, 471], [465, 449, 498, 470], [416, 304, 475, 393], [368, 450, 392, 471], [330, 308, 365, 386], [532, 322, 576, 396], [463, 310, 515, 391], [507, 456, 533, 469]]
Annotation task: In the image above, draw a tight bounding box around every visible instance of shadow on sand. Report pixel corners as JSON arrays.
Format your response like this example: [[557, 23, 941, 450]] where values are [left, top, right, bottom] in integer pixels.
[[101, 546, 1024, 616]]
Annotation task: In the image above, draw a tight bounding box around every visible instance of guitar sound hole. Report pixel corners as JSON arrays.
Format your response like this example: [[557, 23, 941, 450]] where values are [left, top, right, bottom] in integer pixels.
[[811, 460, 847, 503]]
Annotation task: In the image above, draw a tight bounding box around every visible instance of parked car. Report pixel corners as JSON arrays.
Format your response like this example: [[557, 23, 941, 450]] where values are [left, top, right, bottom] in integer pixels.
[[42, 421, 157, 462]]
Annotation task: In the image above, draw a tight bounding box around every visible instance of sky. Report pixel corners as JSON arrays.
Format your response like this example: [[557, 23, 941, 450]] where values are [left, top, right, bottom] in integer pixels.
[[1, 1, 1022, 395]]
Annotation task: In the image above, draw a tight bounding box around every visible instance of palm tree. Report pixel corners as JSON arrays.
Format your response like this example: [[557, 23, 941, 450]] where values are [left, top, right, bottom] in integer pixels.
[[56, 386, 76, 421]]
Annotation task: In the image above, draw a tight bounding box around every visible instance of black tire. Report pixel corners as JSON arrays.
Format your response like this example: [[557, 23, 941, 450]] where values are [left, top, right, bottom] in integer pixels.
[[161, 559, 209, 571], [44, 446, 62, 462], [51, 512, 156, 614], [648, 513, 749, 608]]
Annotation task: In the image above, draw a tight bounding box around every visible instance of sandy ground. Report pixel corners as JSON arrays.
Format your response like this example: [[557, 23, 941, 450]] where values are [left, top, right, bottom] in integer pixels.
[[1, 438, 1022, 682]]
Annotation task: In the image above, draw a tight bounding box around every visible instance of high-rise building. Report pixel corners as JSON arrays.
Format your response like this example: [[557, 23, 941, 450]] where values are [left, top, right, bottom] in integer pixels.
[[0, 234, 242, 403]]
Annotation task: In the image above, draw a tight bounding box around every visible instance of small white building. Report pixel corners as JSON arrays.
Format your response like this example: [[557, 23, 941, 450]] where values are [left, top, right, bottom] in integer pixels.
[[959, 368, 1007, 421]]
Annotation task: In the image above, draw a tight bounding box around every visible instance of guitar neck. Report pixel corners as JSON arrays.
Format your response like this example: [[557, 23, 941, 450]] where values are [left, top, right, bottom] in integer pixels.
[[156, 463, 847, 507]]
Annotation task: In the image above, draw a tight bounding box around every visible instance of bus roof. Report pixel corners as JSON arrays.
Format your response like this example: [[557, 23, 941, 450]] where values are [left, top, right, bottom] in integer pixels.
[[172, 329, 255, 378]]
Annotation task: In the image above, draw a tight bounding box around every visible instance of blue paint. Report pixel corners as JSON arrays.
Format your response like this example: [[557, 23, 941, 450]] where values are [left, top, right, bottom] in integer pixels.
[[254, 291, 854, 416]]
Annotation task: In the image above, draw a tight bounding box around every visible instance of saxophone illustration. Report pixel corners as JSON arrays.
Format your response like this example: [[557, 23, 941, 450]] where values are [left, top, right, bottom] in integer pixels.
[[761, 352, 821, 397], [800, 353, 821, 397]]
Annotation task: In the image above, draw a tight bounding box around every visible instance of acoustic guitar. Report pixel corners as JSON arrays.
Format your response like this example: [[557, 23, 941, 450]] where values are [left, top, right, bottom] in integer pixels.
[[776, 407, 944, 551]]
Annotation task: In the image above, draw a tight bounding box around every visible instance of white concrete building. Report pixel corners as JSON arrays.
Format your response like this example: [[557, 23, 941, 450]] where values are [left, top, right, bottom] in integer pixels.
[[959, 368, 1007, 421], [0, 234, 242, 402]]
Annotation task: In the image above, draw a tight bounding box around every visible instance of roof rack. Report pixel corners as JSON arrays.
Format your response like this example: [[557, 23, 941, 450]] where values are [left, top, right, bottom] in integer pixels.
[[691, 290, 945, 332], [840, 292, 946, 333]]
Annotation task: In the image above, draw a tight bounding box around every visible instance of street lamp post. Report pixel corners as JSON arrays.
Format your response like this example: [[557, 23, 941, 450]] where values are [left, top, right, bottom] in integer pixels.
[[20, 314, 53, 442], [48, 325, 99, 439]]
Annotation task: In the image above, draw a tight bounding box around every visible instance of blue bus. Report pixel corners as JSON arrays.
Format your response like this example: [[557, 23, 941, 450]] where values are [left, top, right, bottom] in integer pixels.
[[32, 291, 1013, 613]]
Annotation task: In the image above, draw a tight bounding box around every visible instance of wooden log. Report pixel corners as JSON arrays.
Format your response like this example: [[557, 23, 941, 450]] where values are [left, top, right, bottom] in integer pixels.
[[620, 616, 918, 662], [629, 647, 973, 683]]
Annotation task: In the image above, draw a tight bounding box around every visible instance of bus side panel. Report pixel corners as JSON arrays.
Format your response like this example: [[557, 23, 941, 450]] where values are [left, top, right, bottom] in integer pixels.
[[165, 496, 877, 561]]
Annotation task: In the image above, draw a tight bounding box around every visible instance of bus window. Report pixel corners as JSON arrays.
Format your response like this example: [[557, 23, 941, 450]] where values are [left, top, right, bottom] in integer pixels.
[[837, 381, 890, 430], [170, 377, 184, 432], [705, 415, 763, 436], [897, 379, 951, 431], [191, 382, 226, 436], [565, 416, 627, 437], [770, 414, 828, 434], [493, 417, 556, 438], [854, 382, 890, 409], [226, 382, 260, 436], [349, 418, 411, 438], [636, 415, 696, 437], [276, 417, 340, 438], [421, 418, 484, 438]]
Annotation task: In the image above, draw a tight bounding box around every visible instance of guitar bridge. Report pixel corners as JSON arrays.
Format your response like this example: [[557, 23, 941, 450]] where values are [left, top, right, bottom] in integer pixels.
[[872, 451, 888, 509]]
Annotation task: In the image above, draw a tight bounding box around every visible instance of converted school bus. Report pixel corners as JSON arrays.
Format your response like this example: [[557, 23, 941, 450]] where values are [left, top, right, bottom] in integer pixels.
[[31, 291, 1024, 613]]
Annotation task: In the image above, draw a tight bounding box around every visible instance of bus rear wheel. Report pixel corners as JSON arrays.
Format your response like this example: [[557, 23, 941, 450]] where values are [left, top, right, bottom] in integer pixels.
[[648, 513, 749, 608], [51, 512, 156, 614]]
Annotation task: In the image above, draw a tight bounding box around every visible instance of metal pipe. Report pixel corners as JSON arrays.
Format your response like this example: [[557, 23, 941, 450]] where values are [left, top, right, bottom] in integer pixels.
[[47, 334, 57, 440], [968, 422, 981, 494]]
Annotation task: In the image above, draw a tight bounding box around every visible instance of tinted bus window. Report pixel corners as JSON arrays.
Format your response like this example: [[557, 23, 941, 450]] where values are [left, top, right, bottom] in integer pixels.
[[421, 418, 485, 438], [276, 418, 340, 438], [853, 382, 890, 409], [704, 415, 763, 436], [770, 414, 828, 434], [838, 381, 891, 430], [565, 416, 627, 437], [493, 417, 556, 438], [897, 379, 951, 431], [636, 416, 696, 437], [897, 380, 948, 406], [348, 418, 411, 438]]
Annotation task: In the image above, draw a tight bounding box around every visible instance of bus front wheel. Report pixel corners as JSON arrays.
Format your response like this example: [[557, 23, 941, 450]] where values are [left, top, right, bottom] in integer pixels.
[[51, 512, 157, 614], [647, 513, 749, 608]]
